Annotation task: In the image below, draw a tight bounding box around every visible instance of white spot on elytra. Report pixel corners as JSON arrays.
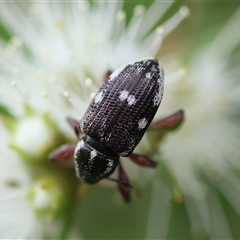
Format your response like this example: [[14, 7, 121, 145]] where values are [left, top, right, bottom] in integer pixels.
[[153, 80, 164, 106], [145, 72, 152, 79], [150, 65, 157, 73], [127, 95, 136, 105], [119, 90, 129, 101], [90, 149, 97, 159], [138, 118, 148, 129], [119, 90, 136, 105], [107, 159, 114, 167], [94, 90, 104, 103], [79, 120, 84, 131], [134, 66, 144, 75]]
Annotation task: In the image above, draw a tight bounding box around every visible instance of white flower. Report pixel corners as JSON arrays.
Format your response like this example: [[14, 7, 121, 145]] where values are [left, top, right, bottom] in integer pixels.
[[0, 1, 189, 239], [0, 1, 188, 128], [0, 127, 42, 238], [161, 8, 240, 193], [145, 8, 240, 239]]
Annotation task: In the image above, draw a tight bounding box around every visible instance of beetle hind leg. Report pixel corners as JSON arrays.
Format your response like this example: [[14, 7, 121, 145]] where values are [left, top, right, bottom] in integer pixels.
[[129, 153, 157, 168], [148, 109, 184, 131]]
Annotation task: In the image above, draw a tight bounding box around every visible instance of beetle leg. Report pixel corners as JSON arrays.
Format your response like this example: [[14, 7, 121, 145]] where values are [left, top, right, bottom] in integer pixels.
[[101, 70, 112, 85], [129, 153, 157, 168], [48, 143, 76, 168], [66, 117, 83, 138], [148, 109, 184, 130], [118, 162, 132, 203]]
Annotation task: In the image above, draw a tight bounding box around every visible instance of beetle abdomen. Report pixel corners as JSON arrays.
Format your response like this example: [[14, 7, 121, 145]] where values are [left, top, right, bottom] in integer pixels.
[[80, 59, 164, 156]]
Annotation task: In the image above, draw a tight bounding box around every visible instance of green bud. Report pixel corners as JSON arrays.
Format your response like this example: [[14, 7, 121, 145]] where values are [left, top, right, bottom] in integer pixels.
[[10, 106, 69, 163], [27, 175, 72, 219], [11, 116, 53, 160]]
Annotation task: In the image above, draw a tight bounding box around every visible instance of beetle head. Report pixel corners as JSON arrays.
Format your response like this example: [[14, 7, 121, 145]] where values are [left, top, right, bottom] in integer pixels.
[[74, 136, 119, 184]]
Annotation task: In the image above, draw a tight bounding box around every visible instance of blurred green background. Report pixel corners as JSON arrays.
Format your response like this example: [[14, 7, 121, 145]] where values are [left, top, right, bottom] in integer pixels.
[[124, 1, 240, 62]]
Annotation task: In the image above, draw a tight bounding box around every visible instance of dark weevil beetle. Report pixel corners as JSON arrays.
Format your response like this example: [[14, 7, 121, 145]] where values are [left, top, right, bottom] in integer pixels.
[[49, 58, 184, 202]]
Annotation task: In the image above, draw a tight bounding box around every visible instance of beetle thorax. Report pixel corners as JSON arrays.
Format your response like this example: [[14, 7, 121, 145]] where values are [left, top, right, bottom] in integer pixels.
[[74, 136, 119, 184]]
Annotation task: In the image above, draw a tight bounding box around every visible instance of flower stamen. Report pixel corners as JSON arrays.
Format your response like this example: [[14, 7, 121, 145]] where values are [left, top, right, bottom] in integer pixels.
[[134, 5, 145, 16], [161, 5, 190, 37], [90, 92, 96, 100]]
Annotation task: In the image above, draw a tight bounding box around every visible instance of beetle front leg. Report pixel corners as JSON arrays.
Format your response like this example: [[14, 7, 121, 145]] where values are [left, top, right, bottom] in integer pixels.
[[66, 117, 84, 139], [48, 143, 76, 168], [101, 70, 112, 85], [129, 153, 157, 168]]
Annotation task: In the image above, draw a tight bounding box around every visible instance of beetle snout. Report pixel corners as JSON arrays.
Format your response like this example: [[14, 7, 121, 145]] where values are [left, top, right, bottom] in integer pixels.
[[74, 136, 119, 184], [80, 175, 100, 184]]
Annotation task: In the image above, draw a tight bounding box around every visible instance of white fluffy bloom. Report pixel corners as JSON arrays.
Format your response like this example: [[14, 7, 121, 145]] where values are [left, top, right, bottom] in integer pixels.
[[0, 127, 42, 238], [0, 1, 188, 128], [147, 8, 240, 239], [161, 8, 240, 193], [0, 1, 189, 238]]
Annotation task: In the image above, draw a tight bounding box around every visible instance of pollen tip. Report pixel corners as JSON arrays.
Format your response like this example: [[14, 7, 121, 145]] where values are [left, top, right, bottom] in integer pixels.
[[55, 20, 65, 30], [116, 10, 126, 21], [81, 1, 90, 10], [42, 91, 48, 98], [11, 36, 22, 47], [11, 80, 17, 87], [37, 69, 47, 81], [178, 68, 187, 77], [85, 78, 93, 88], [83, 60, 90, 67], [12, 67, 20, 75], [90, 92, 96, 100], [134, 5, 145, 16], [179, 6, 190, 17], [63, 91, 70, 98], [156, 26, 164, 35]]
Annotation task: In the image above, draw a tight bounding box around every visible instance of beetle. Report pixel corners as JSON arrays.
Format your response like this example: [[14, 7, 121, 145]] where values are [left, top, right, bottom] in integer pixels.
[[76, 59, 163, 182], [49, 58, 184, 202]]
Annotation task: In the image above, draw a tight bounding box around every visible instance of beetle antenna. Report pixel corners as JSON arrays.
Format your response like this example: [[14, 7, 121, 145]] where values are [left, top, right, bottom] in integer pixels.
[[107, 178, 133, 188]]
